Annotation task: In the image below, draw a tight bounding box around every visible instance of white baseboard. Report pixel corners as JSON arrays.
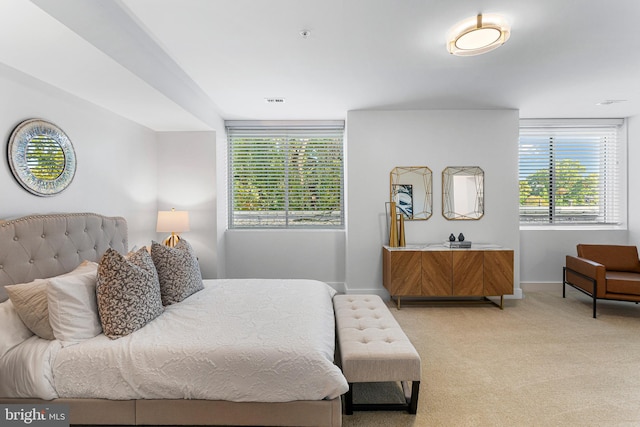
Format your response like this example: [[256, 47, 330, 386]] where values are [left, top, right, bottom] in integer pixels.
[[520, 282, 563, 292], [506, 287, 523, 299]]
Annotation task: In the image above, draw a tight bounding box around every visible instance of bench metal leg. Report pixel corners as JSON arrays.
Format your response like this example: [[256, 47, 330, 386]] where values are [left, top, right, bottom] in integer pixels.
[[345, 381, 420, 414], [344, 384, 354, 415], [405, 380, 420, 414]]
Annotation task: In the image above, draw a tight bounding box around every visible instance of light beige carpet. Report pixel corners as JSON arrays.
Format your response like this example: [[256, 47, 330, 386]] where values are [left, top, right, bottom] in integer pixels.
[[343, 288, 640, 427]]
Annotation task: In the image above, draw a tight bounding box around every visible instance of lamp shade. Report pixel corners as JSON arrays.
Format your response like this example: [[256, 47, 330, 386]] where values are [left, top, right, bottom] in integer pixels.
[[156, 209, 190, 233]]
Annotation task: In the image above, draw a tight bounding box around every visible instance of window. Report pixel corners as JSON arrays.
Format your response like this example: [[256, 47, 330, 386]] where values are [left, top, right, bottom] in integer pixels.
[[227, 121, 344, 229], [519, 119, 625, 227]]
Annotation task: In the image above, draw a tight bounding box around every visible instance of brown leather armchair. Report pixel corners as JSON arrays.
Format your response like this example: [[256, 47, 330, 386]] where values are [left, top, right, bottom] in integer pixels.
[[564, 244, 640, 317]]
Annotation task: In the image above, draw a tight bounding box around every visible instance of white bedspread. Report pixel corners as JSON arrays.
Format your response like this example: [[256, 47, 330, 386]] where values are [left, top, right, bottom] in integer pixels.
[[0, 336, 60, 399], [52, 279, 348, 402]]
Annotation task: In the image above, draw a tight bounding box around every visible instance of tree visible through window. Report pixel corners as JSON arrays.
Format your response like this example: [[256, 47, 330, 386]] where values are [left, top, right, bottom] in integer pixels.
[[227, 122, 344, 229], [26, 136, 65, 180], [519, 120, 623, 226]]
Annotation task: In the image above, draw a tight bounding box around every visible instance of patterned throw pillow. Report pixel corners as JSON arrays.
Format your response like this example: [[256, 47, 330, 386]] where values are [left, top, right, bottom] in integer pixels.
[[151, 239, 204, 305], [96, 248, 163, 339]]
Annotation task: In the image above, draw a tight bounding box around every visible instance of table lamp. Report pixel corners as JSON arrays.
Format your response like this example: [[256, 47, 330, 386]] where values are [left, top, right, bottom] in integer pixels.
[[156, 208, 190, 247]]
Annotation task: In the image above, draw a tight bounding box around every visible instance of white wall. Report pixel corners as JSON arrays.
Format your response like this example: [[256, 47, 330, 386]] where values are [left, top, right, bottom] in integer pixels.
[[156, 131, 218, 279], [0, 64, 158, 246], [520, 230, 628, 284], [346, 110, 521, 297], [215, 124, 228, 279], [9, 50, 629, 289], [0, 64, 225, 278], [225, 230, 346, 289]]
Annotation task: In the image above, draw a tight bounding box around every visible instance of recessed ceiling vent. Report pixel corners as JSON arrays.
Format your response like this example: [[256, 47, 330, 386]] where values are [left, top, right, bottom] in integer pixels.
[[265, 98, 286, 104]]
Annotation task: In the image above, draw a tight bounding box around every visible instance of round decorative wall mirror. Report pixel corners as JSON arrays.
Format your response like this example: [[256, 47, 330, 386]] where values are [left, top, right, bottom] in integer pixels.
[[7, 119, 76, 196]]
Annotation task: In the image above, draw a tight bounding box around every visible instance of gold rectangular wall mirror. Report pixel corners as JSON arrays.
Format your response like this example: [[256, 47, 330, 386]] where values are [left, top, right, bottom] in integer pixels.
[[442, 166, 484, 220], [390, 166, 433, 220]]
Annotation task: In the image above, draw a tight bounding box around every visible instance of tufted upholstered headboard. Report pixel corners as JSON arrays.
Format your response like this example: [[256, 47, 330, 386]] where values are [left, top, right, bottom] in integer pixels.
[[0, 213, 127, 302]]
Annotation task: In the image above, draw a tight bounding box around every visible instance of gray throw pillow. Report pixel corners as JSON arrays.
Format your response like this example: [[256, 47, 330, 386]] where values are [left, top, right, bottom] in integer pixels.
[[96, 248, 163, 339], [151, 239, 204, 306]]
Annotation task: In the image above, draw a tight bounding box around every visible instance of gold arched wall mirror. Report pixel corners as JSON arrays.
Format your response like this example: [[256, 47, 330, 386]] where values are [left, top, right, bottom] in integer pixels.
[[7, 119, 76, 196], [390, 166, 433, 220], [442, 166, 484, 220]]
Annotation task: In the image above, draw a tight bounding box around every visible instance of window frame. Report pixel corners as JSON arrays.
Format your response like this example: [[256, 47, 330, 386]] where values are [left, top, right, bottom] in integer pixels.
[[226, 120, 345, 230], [518, 118, 627, 230]]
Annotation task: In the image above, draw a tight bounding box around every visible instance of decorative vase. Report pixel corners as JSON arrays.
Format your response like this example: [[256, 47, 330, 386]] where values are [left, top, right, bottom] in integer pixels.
[[398, 214, 406, 247], [458, 233, 465, 242], [389, 202, 398, 247], [449, 233, 456, 242]]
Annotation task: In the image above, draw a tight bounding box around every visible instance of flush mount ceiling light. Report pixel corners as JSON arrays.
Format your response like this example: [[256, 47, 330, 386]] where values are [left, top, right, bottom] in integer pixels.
[[447, 13, 510, 56]]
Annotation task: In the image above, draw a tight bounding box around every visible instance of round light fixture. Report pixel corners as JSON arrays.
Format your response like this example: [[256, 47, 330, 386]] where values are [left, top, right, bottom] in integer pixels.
[[447, 14, 510, 56]]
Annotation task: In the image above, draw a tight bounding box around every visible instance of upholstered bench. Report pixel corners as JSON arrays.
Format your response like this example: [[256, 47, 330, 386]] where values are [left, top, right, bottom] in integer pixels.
[[333, 294, 421, 414]]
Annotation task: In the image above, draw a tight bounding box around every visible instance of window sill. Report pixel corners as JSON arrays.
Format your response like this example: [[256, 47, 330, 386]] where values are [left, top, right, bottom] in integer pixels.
[[520, 224, 626, 231]]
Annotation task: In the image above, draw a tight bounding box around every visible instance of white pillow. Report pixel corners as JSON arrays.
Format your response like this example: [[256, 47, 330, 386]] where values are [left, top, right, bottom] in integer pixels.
[[0, 299, 34, 358], [48, 263, 101, 346], [68, 261, 99, 276], [4, 261, 100, 341]]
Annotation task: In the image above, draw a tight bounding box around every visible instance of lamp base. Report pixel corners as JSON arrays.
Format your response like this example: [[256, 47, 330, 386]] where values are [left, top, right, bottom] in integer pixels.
[[162, 233, 181, 248]]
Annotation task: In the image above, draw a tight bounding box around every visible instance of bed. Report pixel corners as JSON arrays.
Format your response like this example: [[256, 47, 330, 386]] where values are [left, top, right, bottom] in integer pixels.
[[0, 213, 347, 426]]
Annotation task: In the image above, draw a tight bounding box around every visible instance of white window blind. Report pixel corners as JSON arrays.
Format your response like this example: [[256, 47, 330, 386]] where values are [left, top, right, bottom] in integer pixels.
[[227, 121, 344, 229], [519, 119, 624, 226]]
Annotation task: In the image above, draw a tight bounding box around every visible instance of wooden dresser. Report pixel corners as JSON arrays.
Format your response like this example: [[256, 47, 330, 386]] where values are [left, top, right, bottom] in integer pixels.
[[382, 245, 514, 309]]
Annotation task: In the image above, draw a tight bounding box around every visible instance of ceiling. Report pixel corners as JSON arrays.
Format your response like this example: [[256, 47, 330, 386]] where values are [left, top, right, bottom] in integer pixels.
[[1, 0, 638, 131]]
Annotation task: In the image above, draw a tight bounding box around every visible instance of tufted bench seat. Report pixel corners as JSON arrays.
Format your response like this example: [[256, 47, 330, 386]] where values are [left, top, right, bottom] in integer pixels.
[[333, 294, 421, 414]]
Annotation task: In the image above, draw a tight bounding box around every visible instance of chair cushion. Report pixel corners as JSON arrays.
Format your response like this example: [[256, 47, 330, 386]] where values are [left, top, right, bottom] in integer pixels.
[[606, 271, 640, 296], [577, 245, 640, 273]]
